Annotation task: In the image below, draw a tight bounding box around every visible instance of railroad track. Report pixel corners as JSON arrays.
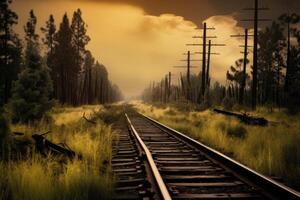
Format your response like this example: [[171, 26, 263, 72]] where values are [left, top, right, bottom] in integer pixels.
[[112, 112, 300, 199]]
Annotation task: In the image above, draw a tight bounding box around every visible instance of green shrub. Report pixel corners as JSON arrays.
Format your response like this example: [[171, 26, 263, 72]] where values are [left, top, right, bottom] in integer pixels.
[[9, 11, 53, 123], [136, 102, 300, 189], [0, 112, 10, 141], [94, 105, 123, 124], [0, 110, 11, 159], [164, 109, 177, 116], [226, 125, 247, 138], [0, 105, 114, 200], [222, 96, 234, 110]]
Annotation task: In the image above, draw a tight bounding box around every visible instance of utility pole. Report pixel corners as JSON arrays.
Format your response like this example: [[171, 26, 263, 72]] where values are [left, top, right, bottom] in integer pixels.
[[206, 40, 211, 87], [152, 81, 155, 102], [168, 72, 171, 101], [187, 24, 224, 103], [253, 0, 258, 110], [173, 51, 198, 101], [187, 52, 191, 100], [195, 44, 221, 89], [164, 75, 168, 103], [160, 80, 163, 103], [242, 0, 269, 110], [242, 29, 249, 105], [202, 23, 207, 95], [231, 28, 253, 105], [285, 17, 290, 93]]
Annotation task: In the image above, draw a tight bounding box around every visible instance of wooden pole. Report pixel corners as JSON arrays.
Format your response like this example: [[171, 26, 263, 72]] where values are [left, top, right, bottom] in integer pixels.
[[168, 72, 171, 101], [252, 0, 258, 110], [187, 51, 191, 101], [240, 29, 248, 105], [201, 23, 207, 98], [206, 40, 211, 88]]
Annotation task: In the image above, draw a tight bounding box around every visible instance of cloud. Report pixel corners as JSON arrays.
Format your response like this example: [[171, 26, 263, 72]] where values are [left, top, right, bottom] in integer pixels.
[[12, 1, 253, 97], [203, 15, 254, 82]]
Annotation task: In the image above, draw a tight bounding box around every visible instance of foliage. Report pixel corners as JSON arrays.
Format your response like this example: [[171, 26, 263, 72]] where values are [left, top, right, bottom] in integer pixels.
[[226, 59, 249, 87], [0, 109, 11, 160], [41, 14, 57, 97], [0, 0, 22, 105], [257, 21, 285, 105], [0, 106, 114, 200], [52, 13, 76, 104], [136, 102, 300, 189], [80, 51, 94, 104], [9, 10, 53, 123], [50, 12, 122, 105], [142, 15, 300, 112], [286, 21, 300, 111], [41, 14, 56, 52], [92, 105, 124, 124], [24, 10, 38, 41], [226, 124, 247, 138], [1, 2, 123, 107], [71, 8, 90, 67]]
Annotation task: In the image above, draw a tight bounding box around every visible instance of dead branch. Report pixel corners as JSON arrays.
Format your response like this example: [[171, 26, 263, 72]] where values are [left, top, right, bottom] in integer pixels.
[[82, 112, 96, 125], [40, 130, 52, 136]]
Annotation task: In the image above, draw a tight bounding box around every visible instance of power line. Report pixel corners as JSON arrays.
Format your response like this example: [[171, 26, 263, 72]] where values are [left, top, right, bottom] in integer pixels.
[[242, 0, 270, 110]]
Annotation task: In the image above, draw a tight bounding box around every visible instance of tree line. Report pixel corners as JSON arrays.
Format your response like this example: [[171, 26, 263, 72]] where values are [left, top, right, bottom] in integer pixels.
[[142, 13, 300, 111], [0, 0, 123, 122]]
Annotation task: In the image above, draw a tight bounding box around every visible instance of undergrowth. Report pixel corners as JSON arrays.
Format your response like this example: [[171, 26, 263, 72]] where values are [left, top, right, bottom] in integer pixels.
[[135, 102, 300, 190], [0, 105, 115, 200]]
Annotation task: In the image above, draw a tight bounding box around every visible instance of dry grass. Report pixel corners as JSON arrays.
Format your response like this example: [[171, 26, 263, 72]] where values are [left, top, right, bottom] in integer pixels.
[[134, 102, 300, 190], [52, 105, 102, 126], [0, 105, 115, 200]]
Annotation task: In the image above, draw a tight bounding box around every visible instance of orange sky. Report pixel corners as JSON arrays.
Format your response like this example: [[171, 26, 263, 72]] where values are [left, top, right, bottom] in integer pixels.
[[12, 0, 257, 98]]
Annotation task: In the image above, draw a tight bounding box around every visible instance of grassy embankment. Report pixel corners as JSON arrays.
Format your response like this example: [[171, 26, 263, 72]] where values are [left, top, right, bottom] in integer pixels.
[[135, 102, 300, 190], [0, 105, 116, 200]]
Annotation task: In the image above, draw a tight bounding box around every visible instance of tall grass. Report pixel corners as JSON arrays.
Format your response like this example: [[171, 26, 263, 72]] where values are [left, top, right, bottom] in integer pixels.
[[135, 102, 300, 190], [0, 105, 114, 200]]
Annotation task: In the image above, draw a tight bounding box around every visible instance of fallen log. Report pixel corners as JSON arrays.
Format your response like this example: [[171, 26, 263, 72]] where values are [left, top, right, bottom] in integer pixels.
[[213, 108, 268, 126], [12, 132, 25, 136], [32, 133, 78, 159], [12, 131, 80, 159]]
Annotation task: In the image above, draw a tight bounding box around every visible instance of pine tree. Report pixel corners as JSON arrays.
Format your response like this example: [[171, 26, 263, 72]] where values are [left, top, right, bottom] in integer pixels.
[[227, 59, 249, 104], [9, 10, 53, 123], [24, 10, 38, 41], [41, 15, 56, 54], [278, 13, 300, 94], [257, 22, 285, 105], [53, 13, 76, 104], [286, 24, 300, 110], [71, 9, 90, 64], [71, 9, 90, 104], [0, 0, 22, 105], [41, 15, 57, 96], [81, 50, 94, 104], [93, 62, 108, 103]]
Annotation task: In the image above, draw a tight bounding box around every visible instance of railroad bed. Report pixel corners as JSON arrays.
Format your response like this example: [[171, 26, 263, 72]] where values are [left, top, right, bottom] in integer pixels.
[[112, 112, 300, 200]]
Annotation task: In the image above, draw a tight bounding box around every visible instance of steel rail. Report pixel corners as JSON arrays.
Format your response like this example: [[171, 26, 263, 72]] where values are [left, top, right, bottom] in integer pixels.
[[139, 112, 300, 200], [125, 114, 172, 200]]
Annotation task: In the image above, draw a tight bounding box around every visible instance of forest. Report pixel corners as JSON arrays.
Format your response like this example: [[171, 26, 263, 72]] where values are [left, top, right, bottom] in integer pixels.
[[0, 1, 123, 199], [142, 13, 300, 112], [0, 1, 123, 123]]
